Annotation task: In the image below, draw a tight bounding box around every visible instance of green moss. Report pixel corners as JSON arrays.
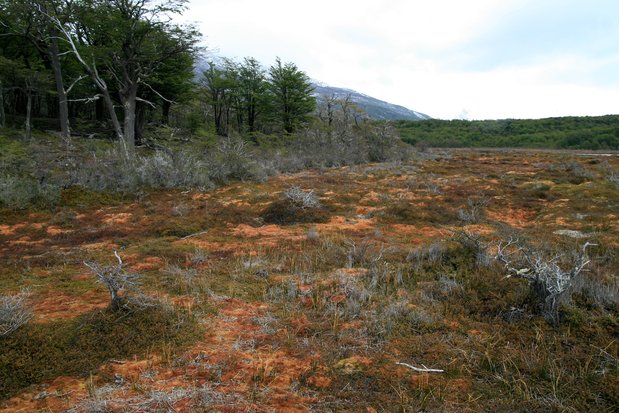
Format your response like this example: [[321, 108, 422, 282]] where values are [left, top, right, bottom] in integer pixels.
[[381, 200, 458, 225], [0, 304, 201, 400], [0, 135, 30, 173], [261, 199, 331, 225], [134, 238, 195, 262], [59, 186, 124, 209]]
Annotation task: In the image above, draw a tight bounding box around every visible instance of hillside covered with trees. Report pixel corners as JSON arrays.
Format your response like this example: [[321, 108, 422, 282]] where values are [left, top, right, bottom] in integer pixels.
[[397, 116, 619, 150]]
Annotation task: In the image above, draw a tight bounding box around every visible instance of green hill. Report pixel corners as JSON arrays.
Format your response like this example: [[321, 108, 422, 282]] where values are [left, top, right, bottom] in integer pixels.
[[396, 115, 619, 149]]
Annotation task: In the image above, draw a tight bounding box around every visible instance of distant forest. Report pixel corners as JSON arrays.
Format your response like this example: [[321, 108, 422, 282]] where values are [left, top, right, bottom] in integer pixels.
[[396, 115, 619, 150]]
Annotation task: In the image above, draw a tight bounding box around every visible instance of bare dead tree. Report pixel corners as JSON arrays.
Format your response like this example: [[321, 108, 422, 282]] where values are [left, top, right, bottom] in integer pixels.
[[457, 196, 490, 224], [84, 251, 141, 310], [283, 186, 320, 209], [495, 238, 595, 324], [0, 292, 32, 337]]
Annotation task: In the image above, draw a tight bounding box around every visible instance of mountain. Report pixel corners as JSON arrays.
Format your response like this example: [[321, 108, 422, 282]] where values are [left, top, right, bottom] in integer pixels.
[[312, 83, 431, 121]]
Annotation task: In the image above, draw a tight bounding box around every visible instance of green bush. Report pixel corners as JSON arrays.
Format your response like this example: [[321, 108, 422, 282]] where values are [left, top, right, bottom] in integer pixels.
[[0, 175, 60, 210]]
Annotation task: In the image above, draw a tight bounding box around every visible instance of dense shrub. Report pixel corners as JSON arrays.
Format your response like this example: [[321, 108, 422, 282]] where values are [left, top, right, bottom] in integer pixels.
[[71, 143, 215, 193], [0, 175, 60, 209]]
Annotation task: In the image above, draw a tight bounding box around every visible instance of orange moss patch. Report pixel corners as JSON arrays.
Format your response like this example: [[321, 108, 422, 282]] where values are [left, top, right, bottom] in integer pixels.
[[129, 256, 165, 272], [307, 373, 332, 389], [486, 207, 536, 227], [46, 226, 71, 236], [387, 224, 449, 239], [231, 224, 295, 238], [409, 373, 431, 389], [102, 212, 133, 225], [0, 223, 27, 236], [0, 376, 87, 413], [81, 241, 118, 250], [7, 237, 46, 247], [316, 215, 376, 234], [33, 291, 108, 322]]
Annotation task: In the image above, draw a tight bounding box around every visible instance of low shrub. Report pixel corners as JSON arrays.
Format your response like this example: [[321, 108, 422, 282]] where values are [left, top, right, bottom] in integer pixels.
[[0, 175, 60, 210]]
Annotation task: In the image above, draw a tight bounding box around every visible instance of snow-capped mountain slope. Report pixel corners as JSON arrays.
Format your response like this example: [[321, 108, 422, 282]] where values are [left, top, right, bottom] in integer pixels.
[[312, 84, 430, 121]]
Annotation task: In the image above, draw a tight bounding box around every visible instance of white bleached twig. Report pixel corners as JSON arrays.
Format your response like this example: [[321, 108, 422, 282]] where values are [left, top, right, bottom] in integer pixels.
[[396, 362, 444, 373]]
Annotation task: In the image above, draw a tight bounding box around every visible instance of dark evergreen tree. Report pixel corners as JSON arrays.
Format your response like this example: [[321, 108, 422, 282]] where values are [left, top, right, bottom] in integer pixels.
[[268, 57, 315, 133]]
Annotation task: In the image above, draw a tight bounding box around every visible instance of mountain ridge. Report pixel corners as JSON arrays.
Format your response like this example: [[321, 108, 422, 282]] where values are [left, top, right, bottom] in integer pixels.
[[312, 83, 431, 121]]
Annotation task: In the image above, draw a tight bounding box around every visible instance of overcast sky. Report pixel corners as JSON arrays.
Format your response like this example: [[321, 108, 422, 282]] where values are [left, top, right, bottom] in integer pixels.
[[180, 0, 619, 120]]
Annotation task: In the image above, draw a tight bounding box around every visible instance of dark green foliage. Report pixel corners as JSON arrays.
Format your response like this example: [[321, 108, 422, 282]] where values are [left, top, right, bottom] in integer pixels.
[[381, 200, 459, 225], [268, 57, 316, 133], [200, 57, 316, 135], [261, 199, 331, 225], [0, 304, 200, 399], [397, 115, 619, 149], [58, 186, 124, 209]]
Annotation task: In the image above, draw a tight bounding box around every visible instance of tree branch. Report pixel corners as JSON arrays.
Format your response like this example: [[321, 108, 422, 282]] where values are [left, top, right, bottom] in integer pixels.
[[136, 96, 156, 108], [142, 81, 175, 103], [65, 75, 88, 95]]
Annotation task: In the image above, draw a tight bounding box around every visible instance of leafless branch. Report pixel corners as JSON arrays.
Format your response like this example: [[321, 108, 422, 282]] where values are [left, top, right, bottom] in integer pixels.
[[143, 81, 175, 103], [494, 238, 596, 323], [66, 95, 102, 104], [65, 75, 88, 95], [136, 96, 156, 108]]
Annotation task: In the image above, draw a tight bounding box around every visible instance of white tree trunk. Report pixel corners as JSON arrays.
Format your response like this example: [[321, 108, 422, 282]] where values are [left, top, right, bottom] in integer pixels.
[[122, 88, 137, 149], [0, 80, 5, 128], [25, 91, 32, 140], [49, 29, 70, 143]]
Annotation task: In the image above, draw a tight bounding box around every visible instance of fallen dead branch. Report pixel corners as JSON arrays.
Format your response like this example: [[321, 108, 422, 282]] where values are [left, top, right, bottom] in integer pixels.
[[180, 230, 209, 240], [396, 361, 444, 373]]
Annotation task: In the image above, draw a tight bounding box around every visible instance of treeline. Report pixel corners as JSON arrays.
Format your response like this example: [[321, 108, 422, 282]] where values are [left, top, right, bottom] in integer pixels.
[[0, 0, 203, 147], [0, 1, 413, 209], [0, 0, 322, 148], [396, 116, 619, 150]]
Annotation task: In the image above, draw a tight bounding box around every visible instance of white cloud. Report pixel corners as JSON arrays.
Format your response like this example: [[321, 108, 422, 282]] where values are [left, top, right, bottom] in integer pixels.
[[181, 0, 619, 119]]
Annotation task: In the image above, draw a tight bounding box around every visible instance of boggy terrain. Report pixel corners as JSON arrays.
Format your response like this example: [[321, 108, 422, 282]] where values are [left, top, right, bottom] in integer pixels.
[[1, 150, 618, 412]]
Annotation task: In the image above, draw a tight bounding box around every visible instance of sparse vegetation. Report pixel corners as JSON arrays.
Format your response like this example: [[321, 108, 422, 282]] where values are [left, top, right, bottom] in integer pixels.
[[1, 148, 617, 411]]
